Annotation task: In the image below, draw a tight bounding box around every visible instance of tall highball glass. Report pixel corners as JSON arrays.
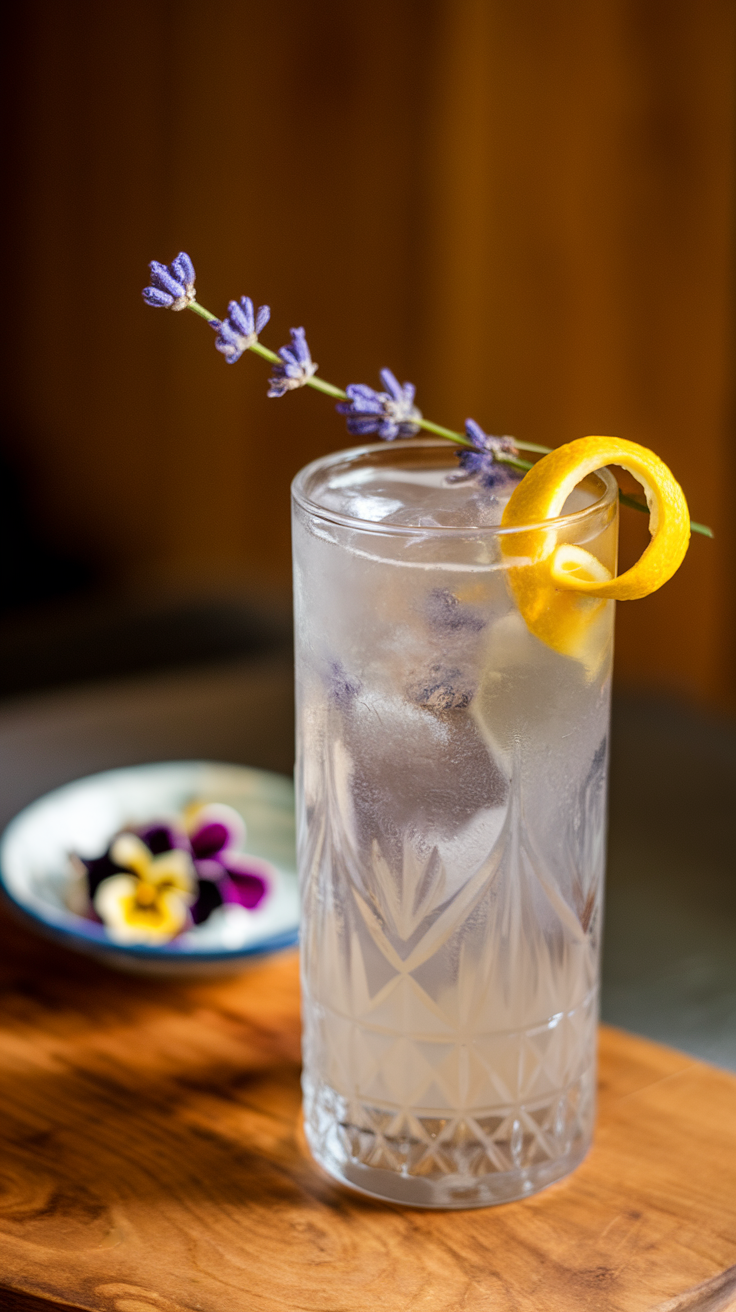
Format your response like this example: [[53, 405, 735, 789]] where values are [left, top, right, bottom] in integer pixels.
[[292, 439, 618, 1208]]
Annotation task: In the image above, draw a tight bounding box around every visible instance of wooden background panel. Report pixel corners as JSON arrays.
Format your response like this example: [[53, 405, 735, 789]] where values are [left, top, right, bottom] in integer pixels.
[[3, 0, 433, 593], [2, 0, 735, 707], [420, 0, 736, 706]]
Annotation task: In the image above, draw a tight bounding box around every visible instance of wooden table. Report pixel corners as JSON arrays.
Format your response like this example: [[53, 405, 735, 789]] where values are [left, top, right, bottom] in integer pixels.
[[1, 905, 735, 1312]]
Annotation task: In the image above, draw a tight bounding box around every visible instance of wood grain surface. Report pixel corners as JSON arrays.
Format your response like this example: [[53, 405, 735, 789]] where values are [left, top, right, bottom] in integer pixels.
[[0, 903, 735, 1312]]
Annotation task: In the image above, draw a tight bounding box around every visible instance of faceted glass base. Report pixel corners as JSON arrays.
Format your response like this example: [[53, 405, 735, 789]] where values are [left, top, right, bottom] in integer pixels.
[[303, 1067, 595, 1209]]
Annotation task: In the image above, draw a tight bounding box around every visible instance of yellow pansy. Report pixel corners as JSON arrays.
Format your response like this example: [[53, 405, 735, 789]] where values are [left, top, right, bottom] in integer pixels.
[[93, 833, 196, 946]]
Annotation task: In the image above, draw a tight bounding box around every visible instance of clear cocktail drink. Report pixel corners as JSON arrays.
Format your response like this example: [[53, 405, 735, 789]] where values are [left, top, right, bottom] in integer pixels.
[[292, 439, 618, 1207]]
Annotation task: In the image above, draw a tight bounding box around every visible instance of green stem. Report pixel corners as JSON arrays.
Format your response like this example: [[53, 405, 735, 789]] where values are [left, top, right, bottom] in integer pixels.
[[306, 376, 347, 399], [187, 299, 713, 537], [514, 439, 553, 454], [419, 418, 468, 444], [496, 453, 534, 473], [419, 419, 534, 474], [229, 330, 347, 394], [619, 491, 713, 537], [187, 301, 218, 324], [249, 340, 281, 364], [618, 491, 648, 516]]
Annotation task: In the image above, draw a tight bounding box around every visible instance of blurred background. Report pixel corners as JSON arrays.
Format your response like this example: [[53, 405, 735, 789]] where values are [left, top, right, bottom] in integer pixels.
[[0, 1, 734, 1062], [2, 0, 735, 705]]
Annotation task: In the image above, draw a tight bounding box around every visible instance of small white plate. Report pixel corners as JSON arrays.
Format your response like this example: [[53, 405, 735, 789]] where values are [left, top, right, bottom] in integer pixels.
[[0, 761, 299, 975]]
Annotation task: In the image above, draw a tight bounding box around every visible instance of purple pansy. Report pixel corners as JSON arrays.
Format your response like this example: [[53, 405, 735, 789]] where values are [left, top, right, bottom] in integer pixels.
[[138, 822, 189, 855], [267, 327, 318, 396], [72, 802, 271, 936], [186, 804, 270, 915], [213, 296, 270, 364], [142, 252, 197, 311], [337, 368, 422, 440], [451, 419, 521, 489]]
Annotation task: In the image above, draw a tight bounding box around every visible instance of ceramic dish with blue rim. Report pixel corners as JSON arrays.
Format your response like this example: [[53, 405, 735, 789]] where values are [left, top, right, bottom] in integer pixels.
[[0, 761, 299, 975]]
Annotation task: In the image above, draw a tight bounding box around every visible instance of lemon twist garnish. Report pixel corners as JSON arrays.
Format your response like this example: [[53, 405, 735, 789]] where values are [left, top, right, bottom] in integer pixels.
[[500, 435, 691, 661]]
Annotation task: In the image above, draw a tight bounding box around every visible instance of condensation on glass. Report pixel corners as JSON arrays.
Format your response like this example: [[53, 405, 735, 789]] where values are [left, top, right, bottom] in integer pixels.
[[292, 440, 618, 1208]]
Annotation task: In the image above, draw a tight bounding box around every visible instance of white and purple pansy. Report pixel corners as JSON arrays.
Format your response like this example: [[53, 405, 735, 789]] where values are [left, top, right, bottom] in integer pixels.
[[92, 833, 197, 946], [72, 801, 272, 945], [184, 803, 272, 916]]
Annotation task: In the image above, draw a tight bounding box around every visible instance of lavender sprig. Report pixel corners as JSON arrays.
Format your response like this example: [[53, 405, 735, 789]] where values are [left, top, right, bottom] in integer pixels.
[[337, 369, 422, 439], [213, 297, 270, 363], [141, 252, 713, 535], [267, 327, 318, 396], [142, 252, 197, 311], [449, 420, 524, 489]]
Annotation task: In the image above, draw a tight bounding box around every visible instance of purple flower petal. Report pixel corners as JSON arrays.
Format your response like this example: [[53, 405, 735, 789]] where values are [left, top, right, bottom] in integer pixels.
[[453, 448, 522, 489], [148, 261, 186, 299], [348, 384, 381, 402], [215, 341, 245, 364], [229, 297, 254, 336], [221, 872, 267, 910], [464, 418, 488, 450], [79, 851, 124, 898], [190, 878, 224, 925], [379, 368, 402, 400], [142, 254, 197, 312], [142, 286, 175, 308], [278, 347, 299, 372], [339, 371, 421, 440], [345, 414, 381, 435], [220, 853, 273, 910], [187, 803, 246, 859], [290, 327, 309, 365], [268, 328, 317, 395], [170, 251, 195, 287], [194, 857, 227, 882], [138, 823, 188, 855], [190, 821, 231, 858], [216, 320, 240, 345], [338, 385, 384, 415], [211, 296, 267, 365], [377, 418, 400, 440], [255, 304, 270, 332]]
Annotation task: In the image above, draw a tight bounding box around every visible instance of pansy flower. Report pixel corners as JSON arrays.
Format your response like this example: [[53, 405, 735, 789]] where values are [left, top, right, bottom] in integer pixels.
[[184, 803, 270, 914], [93, 833, 196, 945], [75, 802, 272, 944]]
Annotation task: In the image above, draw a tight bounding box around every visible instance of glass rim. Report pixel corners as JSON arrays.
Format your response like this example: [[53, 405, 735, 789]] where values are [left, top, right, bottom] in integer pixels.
[[291, 438, 619, 538]]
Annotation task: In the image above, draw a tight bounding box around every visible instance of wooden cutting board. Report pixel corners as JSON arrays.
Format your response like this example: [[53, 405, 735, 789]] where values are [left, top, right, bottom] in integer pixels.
[[0, 905, 734, 1312]]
